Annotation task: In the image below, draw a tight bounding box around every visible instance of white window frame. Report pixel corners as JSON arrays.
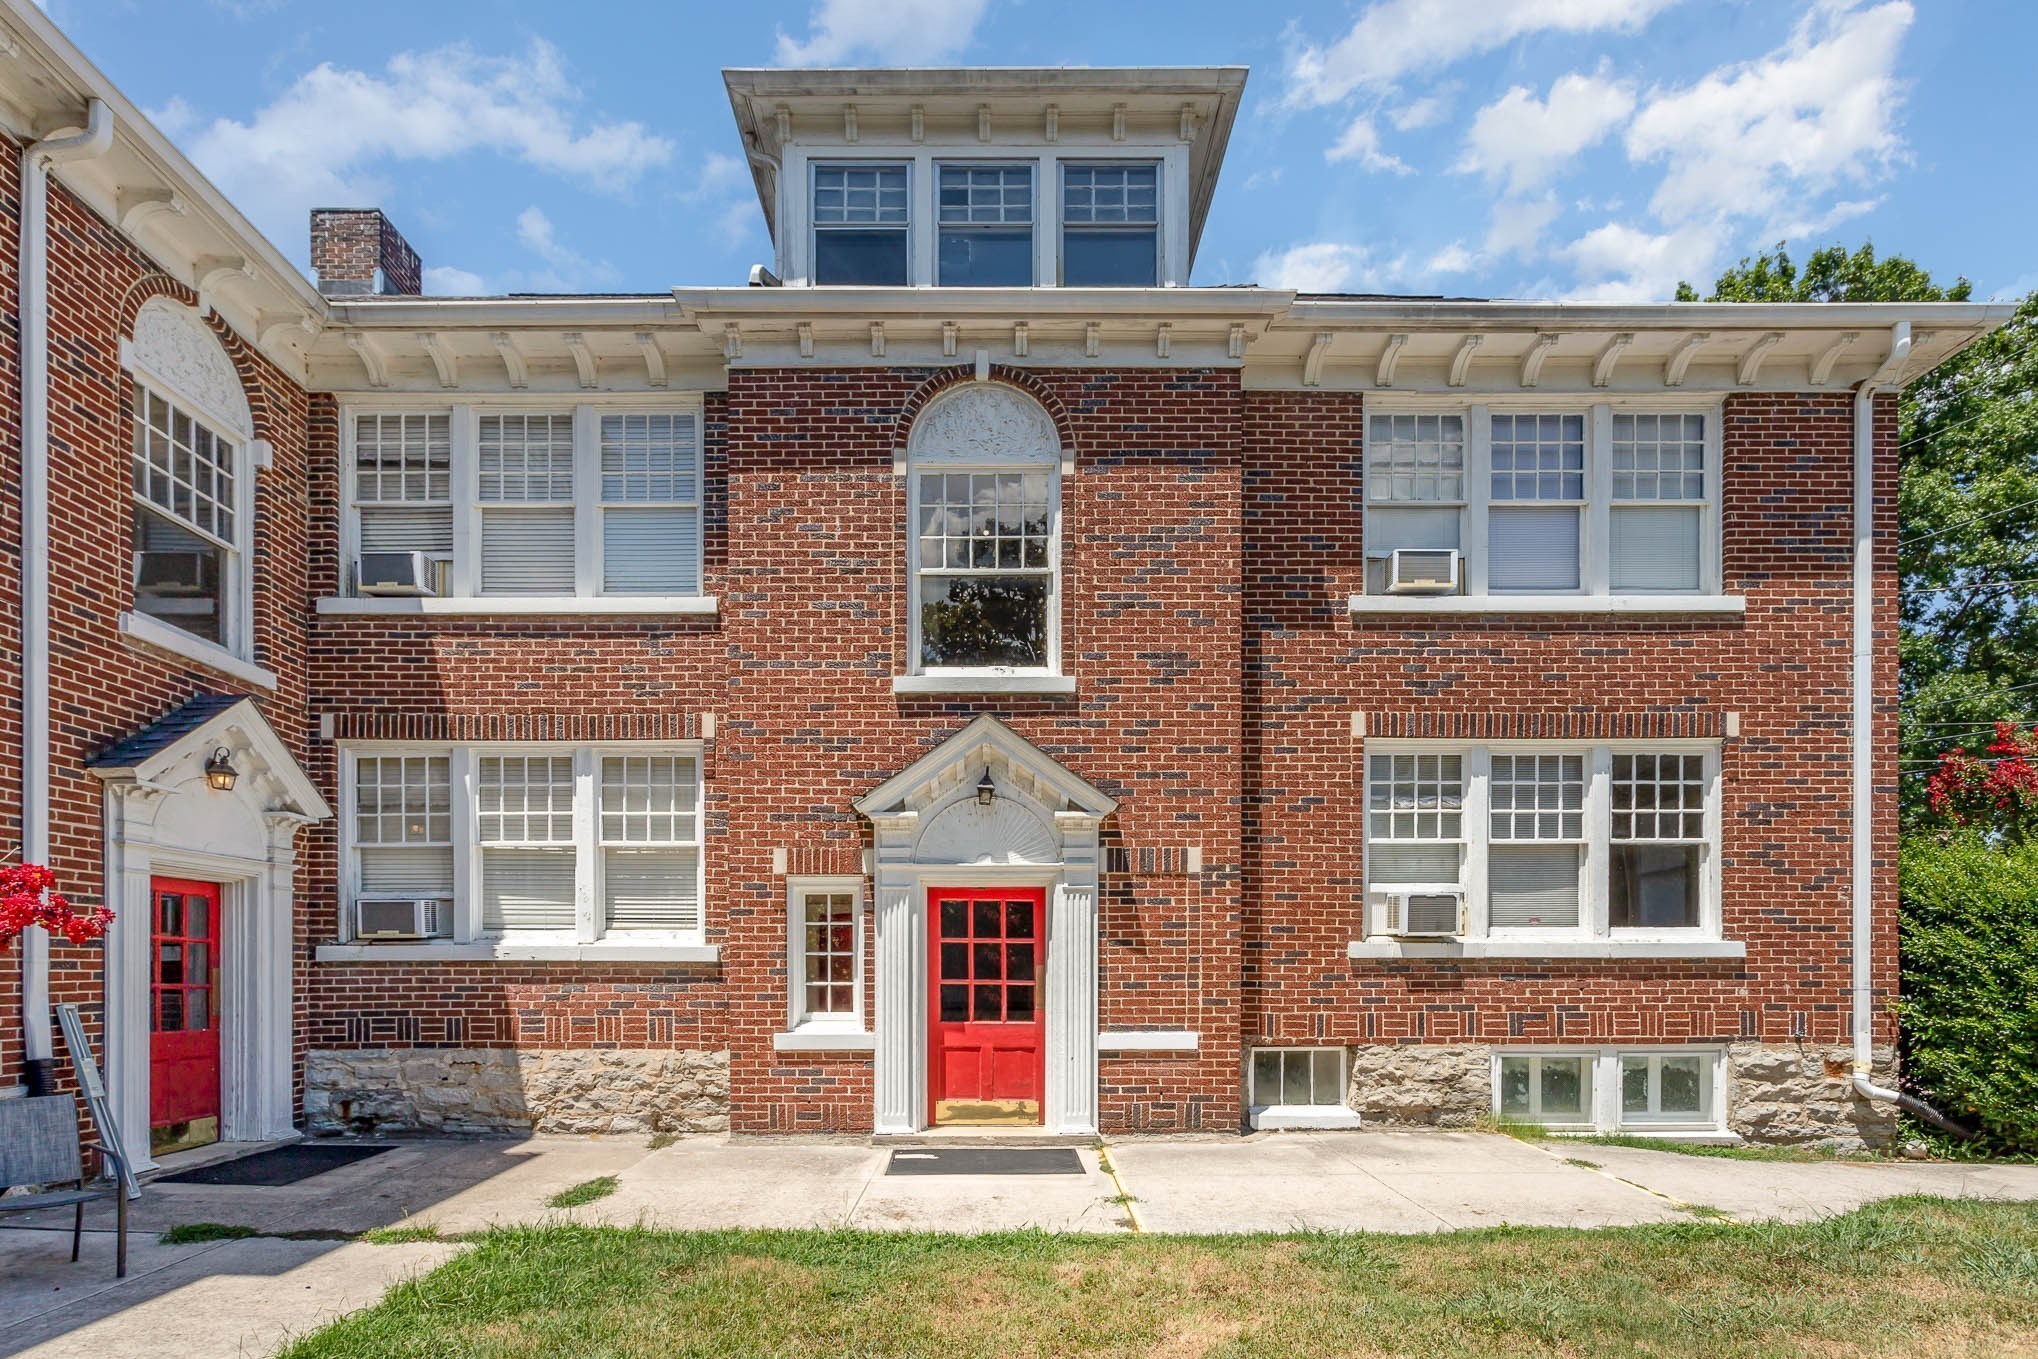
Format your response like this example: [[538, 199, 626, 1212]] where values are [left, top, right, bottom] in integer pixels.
[[934, 160, 1037, 287], [906, 451, 1062, 681], [1362, 399, 1723, 602], [1494, 1047, 1731, 1137], [779, 143, 1189, 288], [810, 159, 914, 287], [1057, 159, 1163, 288], [1246, 1046, 1350, 1116], [338, 398, 706, 606], [1363, 740, 1723, 944], [786, 876, 866, 1033], [338, 741, 705, 948], [129, 377, 255, 661], [1493, 1050, 1598, 1131]]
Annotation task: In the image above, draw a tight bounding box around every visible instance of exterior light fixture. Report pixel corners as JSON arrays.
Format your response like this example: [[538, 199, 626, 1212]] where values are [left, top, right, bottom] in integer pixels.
[[203, 747, 238, 792], [976, 769, 997, 808]]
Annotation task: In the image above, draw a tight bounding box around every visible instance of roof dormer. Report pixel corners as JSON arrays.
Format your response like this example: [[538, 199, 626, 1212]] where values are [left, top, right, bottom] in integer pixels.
[[722, 67, 1246, 289]]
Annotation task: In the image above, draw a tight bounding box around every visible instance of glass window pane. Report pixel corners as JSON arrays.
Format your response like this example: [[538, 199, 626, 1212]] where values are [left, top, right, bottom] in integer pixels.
[[1622, 1057, 1650, 1113], [1252, 1050, 1281, 1105], [939, 228, 1034, 286], [1063, 228, 1157, 286], [1539, 1058, 1587, 1117], [919, 575, 1049, 669], [1500, 1057, 1531, 1116], [1311, 1050, 1343, 1105], [814, 229, 908, 285], [1282, 1052, 1312, 1106], [940, 984, 968, 1022], [1007, 985, 1035, 1022], [1610, 844, 1701, 929], [1659, 1057, 1706, 1114]]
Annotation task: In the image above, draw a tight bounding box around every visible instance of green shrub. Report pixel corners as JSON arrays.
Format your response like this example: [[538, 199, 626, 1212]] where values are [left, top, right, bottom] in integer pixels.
[[1899, 835, 2038, 1153]]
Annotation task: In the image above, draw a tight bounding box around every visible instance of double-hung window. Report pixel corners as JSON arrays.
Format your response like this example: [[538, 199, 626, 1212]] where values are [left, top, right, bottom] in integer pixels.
[[937, 164, 1033, 286], [1364, 744, 1721, 942], [911, 462, 1058, 672], [342, 744, 704, 946], [787, 879, 864, 1032], [342, 402, 704, 604], [132, 385, 241, 648], [1060, 162, 1159, 286], [1362, 405, 1719, 599], [812, 162, 909, 285]]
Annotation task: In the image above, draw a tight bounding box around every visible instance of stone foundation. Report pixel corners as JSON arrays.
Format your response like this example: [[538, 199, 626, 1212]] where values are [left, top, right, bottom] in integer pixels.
[[303, 1048, 730, 1136], [1344, 1041, 1901, 1148]]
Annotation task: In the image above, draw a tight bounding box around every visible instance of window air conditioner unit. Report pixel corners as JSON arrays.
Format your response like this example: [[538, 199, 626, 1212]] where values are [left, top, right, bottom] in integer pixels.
[[357, 550, 438, 597], [136, 551, 212, 595], [1386, 548, 1461, 594], [354, 897, 450, 941], [1385, 890, 1464, 938]]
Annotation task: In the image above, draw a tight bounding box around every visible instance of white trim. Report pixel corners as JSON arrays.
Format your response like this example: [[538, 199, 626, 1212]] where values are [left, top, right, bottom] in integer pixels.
[[314, 940, 720, 964], [773, 1030, 877, 1052], [1097, 1029, 1198, 1052], [1348, 594, 1746, 616], [892, 674, 1076, 695], [318, 595, 719, 617], [117, 609, 278, 690], [1252, 1107, 1364, 1131], [1348, 938, 1745, 960], [1494, 1046, 1731, 1136]]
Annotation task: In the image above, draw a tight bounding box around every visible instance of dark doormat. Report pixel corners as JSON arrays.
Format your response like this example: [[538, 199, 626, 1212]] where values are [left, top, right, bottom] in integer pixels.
[[155, 1142, 395, 1187], [886, 1147, 1084, 1176]]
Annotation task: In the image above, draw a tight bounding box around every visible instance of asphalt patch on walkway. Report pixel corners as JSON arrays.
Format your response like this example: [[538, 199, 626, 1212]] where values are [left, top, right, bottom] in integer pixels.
[[156, 1142, 395, 1187], [885, 1148, 1085, 1176]]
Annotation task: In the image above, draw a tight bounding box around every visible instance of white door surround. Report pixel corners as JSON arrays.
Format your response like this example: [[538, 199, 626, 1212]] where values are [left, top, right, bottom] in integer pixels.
[[87, 696, 329, 1171], [855, 715, 1115, 1135]]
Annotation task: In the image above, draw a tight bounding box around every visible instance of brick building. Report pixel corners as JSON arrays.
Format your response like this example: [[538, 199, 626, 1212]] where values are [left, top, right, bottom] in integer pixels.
[[0, 4, 2016, 1166]]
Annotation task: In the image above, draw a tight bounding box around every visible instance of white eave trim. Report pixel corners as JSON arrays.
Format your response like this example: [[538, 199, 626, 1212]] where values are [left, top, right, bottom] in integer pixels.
[[1349, 594, 1747, 617], [892, 673, 1077, 695], [1347, 938, 1747, 961], [314, 941, 720, 964], [117, 610, 278, 690], [316, 595, 719, 618], [1097, 1029, 1199, 1052]]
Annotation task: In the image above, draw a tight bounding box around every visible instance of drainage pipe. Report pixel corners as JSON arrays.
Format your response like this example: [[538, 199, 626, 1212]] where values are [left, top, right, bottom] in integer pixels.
[[17, 98, 111, 1095]]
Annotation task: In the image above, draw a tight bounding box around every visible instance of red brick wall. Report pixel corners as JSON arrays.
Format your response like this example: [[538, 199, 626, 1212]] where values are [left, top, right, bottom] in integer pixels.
[[1240, 389, 1901, 1052], [0, 140, 313, 1095]]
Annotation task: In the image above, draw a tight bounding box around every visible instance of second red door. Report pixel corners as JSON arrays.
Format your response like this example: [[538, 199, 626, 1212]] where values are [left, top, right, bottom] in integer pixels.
[[929, 887, 1044, 1125]]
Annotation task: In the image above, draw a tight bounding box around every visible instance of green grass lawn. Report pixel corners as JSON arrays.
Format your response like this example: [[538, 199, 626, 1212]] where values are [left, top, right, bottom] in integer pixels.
[[284, 1197, 2038, 1359]]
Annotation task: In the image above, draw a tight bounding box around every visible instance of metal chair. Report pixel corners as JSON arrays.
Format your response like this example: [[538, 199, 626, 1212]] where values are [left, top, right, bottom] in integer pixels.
[[0, 1094, 130, 1277]]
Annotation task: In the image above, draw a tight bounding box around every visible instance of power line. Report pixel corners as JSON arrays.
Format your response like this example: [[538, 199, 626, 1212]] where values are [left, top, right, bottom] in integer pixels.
[[1895, 394, 2037, 454], [1900, 495, 2038, 548], [1904, 679, 2038, 710], [1901, 575, 2038, 597]]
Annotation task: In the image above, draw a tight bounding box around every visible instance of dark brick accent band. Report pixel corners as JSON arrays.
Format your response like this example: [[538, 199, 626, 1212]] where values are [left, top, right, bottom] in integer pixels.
[[1366, 711, 1728, 740]]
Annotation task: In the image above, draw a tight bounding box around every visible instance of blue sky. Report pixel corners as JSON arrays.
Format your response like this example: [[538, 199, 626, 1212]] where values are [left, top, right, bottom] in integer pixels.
[[36, 0, 2037, 302]]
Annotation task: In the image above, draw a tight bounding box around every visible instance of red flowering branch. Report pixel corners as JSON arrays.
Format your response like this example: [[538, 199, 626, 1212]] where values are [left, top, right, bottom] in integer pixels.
[[1926, 721, 2038, 839], [0, 862, 111, 948]]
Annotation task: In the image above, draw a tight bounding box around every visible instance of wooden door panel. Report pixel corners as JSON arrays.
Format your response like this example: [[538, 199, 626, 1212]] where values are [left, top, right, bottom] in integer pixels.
[[149, 878, 221, 1135], [928, 886, 1044, 1125]]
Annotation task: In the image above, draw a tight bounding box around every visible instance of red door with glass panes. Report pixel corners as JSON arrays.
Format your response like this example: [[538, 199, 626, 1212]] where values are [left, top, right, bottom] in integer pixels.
[[929, 887, 1044, 1125], [149, 878, 221, 1141]]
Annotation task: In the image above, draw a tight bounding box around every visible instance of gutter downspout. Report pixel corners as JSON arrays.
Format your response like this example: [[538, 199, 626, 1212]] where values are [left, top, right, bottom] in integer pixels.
[[18, 98, 111, 1095]]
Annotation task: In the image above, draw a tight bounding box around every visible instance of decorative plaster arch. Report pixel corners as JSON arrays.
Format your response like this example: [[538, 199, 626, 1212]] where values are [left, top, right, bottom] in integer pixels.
[[128, 296, 254, 441], [856, 715, 1115, 1135], [907, 380, 1062, 466]]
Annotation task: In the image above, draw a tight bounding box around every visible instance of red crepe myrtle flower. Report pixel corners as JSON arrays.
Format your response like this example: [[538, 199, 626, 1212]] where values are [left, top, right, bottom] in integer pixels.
[[1927, 722, 2038, 834], [0, 862, 111, 947]]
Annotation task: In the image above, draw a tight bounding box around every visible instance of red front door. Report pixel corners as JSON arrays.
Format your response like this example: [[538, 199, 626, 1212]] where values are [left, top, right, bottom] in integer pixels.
[[929, 887, 1044, 1126], [150, 877, 221, 1152]]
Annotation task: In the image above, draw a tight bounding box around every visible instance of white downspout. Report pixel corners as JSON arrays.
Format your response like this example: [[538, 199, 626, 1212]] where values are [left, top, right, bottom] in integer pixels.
[[18, 98, 112, 1093], [1850, 321, 1910, 1107]]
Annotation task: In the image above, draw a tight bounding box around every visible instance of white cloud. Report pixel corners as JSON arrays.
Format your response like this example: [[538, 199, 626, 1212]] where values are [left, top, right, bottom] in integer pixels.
[[1425, 242, 1478, 274], [1484, 192, 1563, 262], [1625, 0, 1912, 227], [1253, 241, 1378, 292], [170, 39, 672, 263], [511, 206, 620, 292], [422, 264, 488, 296], [1326, 116, 1412, 174], [776, 0, 990, 64], [1560, 219, 1724, 299], [1286, 0, 1682, 106], [1389, 92, 1452, 131], [1458, 70, 1636, 194]]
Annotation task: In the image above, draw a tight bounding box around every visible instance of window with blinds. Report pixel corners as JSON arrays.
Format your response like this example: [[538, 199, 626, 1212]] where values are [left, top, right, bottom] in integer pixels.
[[477, 755, 577, 932], [479, 413, 576, 595], [1611, 414, 1707, 592], [600, 413, 701, 595], [599, 755, 700, 932], [1488, 754, 1584, 929], [352, 756, 453, 899], [1488, 414, 1585, 593], [1364, 753, 1464, 894], [354, 413, 452, 593]]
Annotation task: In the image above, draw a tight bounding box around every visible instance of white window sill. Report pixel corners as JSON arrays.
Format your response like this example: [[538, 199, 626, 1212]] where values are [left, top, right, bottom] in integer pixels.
[[772, 1029, 877, 1052], [315, 938, 720, 964], [1347, 938, 1746, 961], [1348, 594, 1746, 617], [1602, 1126, 1740, 1144], [1250, 1106, 1364, 1131], [892, 673, 1077, 696], [118, 610, 277, 691], [317, 595, 719, 618], [1097, 1030, 1200, 1053]]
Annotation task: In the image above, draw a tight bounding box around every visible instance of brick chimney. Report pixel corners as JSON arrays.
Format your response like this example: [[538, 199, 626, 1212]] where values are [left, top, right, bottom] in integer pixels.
[[310, 208, 422, 296]]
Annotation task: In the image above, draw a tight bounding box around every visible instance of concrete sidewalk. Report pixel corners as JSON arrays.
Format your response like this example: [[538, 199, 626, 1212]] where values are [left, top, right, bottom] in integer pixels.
[[6, 1129, 2038, 1358]]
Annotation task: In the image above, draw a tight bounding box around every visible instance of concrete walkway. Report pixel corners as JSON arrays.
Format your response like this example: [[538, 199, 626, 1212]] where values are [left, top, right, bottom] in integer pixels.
[[6, 1129, 2038, 1357]]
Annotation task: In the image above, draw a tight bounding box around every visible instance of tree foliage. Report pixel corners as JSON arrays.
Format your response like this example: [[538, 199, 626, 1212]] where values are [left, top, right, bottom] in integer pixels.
[[1684, 241, 2037, 824], [1924, 722, 2038, 842]]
